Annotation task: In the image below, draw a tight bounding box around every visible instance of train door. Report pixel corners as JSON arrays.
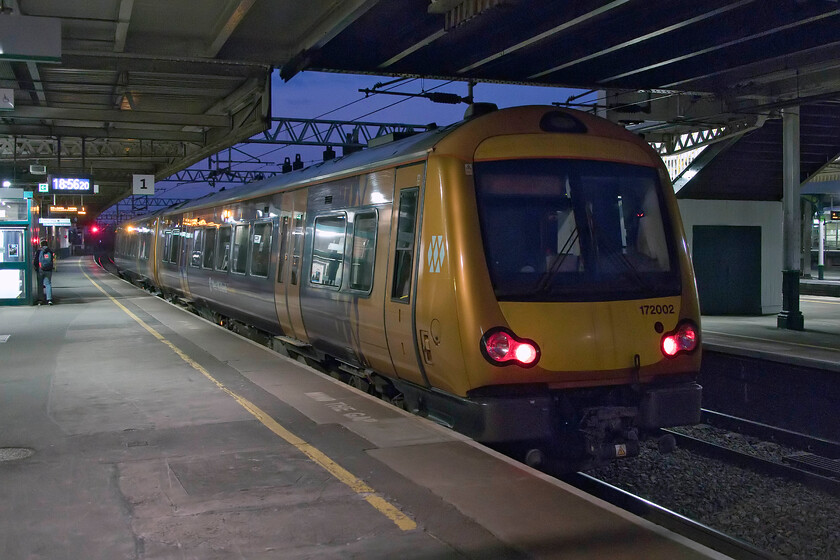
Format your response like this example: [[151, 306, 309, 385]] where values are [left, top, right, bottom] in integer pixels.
[[274, 189, 308, 341], [150, 217, 162, 287], [273, 194, 294, 334], [178, 222, 191, 298], [384, 164, 427, 386], [186, 226, 204, 297]]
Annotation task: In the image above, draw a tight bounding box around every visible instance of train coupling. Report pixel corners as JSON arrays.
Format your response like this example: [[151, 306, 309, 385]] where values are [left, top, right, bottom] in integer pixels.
[[580, 407, 641, 461]]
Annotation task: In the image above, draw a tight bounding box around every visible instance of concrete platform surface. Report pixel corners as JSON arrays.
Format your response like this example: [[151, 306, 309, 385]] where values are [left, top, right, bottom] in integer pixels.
[[0, 257, 729, 559], [702, 295, 840, 371]]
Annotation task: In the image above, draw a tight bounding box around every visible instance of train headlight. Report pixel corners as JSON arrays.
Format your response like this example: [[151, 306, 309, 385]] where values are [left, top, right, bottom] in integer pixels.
[[481, 328, 540, 368], [661, 321, 699, 358]]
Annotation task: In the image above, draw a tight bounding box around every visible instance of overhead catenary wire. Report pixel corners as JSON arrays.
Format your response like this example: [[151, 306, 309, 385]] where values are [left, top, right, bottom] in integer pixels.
[[244, 78, 456, 168], [159, 78, 459, 196], [158, 76, 428, 195]]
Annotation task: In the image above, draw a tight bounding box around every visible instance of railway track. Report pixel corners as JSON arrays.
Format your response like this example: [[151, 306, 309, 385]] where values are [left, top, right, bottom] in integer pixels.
[[664, 429, 840, 498], [665, 409, 840, 498], [562, 472, 780, 560], [699, 409, 840, 459], [570, 410, 840, 559]]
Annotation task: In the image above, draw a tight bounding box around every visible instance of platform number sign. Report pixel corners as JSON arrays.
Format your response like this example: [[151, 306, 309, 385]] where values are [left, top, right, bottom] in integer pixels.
[[133, 174, 155, 196]]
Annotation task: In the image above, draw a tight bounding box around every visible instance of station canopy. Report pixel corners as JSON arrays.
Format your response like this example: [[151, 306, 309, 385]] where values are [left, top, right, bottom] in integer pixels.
[[1, 0, 839, 220]]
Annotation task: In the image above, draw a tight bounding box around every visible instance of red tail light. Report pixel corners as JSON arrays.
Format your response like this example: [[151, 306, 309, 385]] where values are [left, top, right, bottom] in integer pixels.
[[481, 328, 540, 368], [661, 321, 699, 357]]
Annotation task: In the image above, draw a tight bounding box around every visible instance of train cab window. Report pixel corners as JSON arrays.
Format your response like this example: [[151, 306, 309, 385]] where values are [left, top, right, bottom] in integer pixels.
[[310, 215, 346, 288], [391, 189, 418, 302], [168, 229, 181, 264], [216, 226, 231, 271], [190, 228, 204, 267], [231, 224, 250, 274], [349, 212, 377, 292], [277, 216, 290, 283], [203, 227, 217, 269], [474, 159, 680, 301], [251, 222, 272, 278], [290, 213, 304, 285]]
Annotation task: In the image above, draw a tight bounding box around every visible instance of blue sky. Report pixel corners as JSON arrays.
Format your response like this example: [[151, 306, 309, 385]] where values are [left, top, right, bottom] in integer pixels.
[[154, 71, 587, 199]]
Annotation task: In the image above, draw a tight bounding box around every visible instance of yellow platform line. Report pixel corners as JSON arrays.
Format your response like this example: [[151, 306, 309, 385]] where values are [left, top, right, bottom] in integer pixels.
[[81, 263, 417, 531]]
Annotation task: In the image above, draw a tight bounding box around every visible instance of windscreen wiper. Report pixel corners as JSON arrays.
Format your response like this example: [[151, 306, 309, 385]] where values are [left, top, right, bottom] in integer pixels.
[[535, 229, 579, 293]]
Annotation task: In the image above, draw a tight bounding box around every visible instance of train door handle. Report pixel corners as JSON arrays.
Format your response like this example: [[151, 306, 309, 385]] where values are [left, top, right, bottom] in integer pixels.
[[420, 330, 433, 364]]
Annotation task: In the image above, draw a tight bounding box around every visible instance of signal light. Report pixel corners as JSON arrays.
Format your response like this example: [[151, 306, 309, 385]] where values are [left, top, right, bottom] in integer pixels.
[[661, 321, 699, 358], [481, 328, 540, 368], [90, 225, 100, 234]]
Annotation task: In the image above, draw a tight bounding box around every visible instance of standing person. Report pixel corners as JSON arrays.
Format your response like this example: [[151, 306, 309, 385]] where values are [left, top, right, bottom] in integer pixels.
[[34, 239, 56, 305]]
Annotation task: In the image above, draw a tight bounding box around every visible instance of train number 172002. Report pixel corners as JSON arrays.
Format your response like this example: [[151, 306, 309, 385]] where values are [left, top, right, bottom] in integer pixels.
[[639, 304, 675, 315]]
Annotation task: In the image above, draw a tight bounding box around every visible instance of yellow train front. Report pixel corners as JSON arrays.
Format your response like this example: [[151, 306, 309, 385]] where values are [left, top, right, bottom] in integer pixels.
[[404, 106, 701, 468]]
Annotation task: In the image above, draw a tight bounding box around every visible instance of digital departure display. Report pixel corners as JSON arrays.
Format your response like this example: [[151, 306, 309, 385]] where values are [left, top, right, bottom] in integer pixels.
[[48, 175, 93, 195]]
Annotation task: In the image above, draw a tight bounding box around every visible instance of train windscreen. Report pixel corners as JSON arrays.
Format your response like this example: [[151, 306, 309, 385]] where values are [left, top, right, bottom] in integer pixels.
[[474, 159, 681, 301]]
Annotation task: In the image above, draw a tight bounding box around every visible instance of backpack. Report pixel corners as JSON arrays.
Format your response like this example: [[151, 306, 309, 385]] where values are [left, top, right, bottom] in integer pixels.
[[38, 249, 54, 271]]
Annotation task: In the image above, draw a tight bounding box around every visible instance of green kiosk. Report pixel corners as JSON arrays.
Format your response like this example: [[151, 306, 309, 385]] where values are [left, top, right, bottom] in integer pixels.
[[0, 188, 37, 305]]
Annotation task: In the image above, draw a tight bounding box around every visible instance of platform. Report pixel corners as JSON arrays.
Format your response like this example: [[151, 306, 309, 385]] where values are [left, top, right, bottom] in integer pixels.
[[0, 256, 728, 560], [702, 291, 840, 372]]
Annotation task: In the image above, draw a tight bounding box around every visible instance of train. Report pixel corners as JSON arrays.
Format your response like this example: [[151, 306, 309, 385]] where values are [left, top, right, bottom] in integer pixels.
[[114, 104, 702, 469]]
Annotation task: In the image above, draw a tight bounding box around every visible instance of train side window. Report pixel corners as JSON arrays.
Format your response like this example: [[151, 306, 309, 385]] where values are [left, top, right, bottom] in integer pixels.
[[216, 226, 231, 271], [391, 188, 418, 302], [290, 213, 304, 285], [277, 216, 290, 283], [231, 223, 250, 274], [310, 215, 346, 288], [250, 222, 272, 277], [169, 229, 181, 264], [191, 228, 204, 267], [203, 227, 217, 269], [349, 211, 377, 293]]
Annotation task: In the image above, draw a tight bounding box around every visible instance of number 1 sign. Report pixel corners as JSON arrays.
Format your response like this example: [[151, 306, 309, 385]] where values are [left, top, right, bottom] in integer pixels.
[[133, 174, 155, 196]]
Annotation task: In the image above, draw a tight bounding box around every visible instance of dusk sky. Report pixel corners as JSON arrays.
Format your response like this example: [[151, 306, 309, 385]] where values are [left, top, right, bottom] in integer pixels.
[[272, 70, 585, 123], [153, 71, 586, 200]]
